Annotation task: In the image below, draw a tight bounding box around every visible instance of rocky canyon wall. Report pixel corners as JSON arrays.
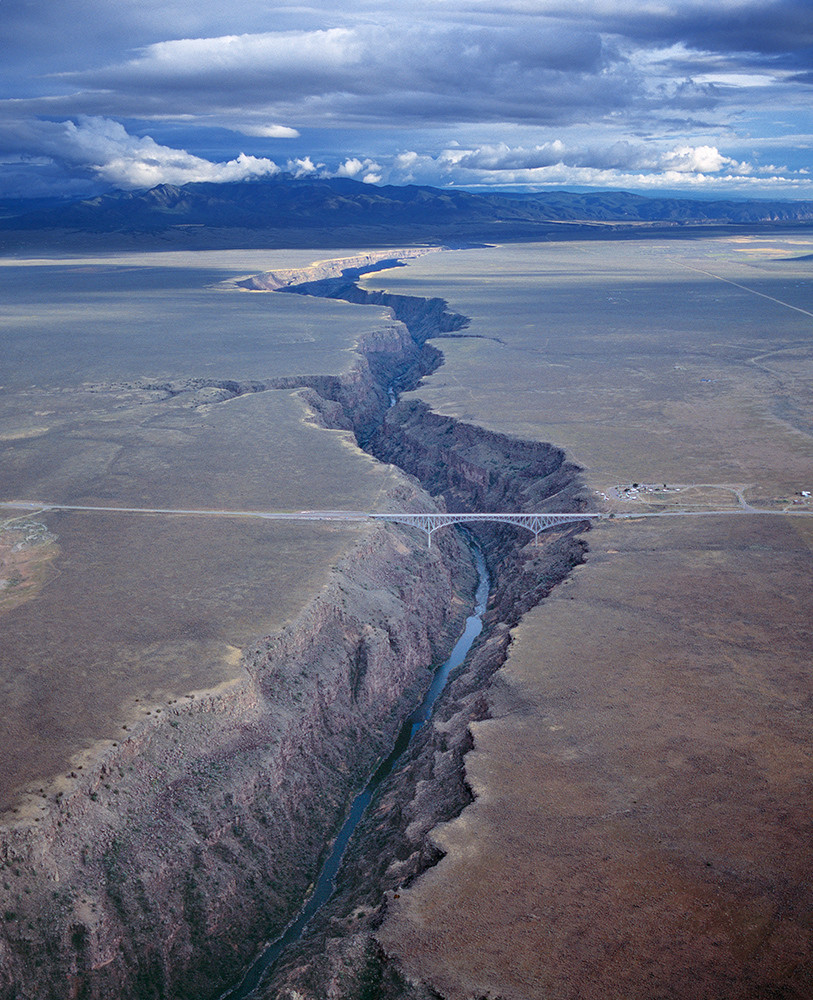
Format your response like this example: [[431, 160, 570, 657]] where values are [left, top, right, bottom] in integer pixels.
[[0, 252, 589, 1000]]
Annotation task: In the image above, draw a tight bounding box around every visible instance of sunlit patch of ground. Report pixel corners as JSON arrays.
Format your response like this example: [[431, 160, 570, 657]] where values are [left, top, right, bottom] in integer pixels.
[[0, 427, 49, 442]]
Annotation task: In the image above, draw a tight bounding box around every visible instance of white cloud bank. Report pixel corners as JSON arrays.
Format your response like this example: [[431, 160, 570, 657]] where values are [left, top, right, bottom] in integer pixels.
[[59, 121, 383, 189], [2, 117, 811, 198], [0, 118, 392, 191], [60, 118, 281, 188], [385, 140, 813, 193]]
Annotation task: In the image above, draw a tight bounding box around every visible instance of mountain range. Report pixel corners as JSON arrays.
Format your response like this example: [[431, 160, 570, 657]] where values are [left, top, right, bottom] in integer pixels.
[[2, 175, 813, 248]]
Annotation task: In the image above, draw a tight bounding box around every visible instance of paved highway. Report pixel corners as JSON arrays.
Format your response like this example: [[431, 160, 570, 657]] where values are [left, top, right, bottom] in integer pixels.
[[0, 501, 370, 521], [1, 500, 811, 526]]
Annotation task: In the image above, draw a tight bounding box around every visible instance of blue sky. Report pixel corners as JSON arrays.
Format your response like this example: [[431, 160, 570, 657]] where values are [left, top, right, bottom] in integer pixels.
[[1, 0, 811, 198]]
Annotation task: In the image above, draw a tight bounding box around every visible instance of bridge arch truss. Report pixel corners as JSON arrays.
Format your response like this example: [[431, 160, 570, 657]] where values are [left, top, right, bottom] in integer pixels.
[[369, 511, 603, 547]]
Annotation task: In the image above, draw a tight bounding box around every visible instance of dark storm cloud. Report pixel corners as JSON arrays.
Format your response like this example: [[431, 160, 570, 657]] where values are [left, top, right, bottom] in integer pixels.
[[511, 0, 813, 56], [0, 2, 774, 127], [0, 0, 811, 195], [622, 0, 813, 59], [56, 21, 618, 126]]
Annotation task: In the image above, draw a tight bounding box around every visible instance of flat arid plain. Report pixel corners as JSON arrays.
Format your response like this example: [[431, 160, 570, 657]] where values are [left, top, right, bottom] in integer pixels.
[[363, 235, 813, 999], [0, 249, 420, 810], [0, 233, 811, 999]]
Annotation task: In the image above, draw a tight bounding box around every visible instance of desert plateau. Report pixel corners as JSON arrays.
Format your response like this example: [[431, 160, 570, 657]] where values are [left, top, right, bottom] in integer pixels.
[[0, 227, 809, 1000]]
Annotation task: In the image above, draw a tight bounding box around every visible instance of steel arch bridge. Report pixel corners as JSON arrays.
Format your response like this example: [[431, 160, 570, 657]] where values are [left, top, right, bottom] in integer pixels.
[[369, 511, 604, 547]]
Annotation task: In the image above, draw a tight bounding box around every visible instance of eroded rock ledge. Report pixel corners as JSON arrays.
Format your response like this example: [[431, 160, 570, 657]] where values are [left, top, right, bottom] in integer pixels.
[[231, 249, 438, 293], [0, 250, 589, 1000]]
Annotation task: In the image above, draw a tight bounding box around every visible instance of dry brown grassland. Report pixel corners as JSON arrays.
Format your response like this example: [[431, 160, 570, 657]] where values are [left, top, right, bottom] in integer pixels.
[[366, 234, 813, 999], [0, 249, 409, 813]]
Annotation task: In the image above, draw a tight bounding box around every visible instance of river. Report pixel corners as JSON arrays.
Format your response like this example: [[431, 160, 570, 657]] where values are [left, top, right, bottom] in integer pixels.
[[221, 542, 490, 1000]]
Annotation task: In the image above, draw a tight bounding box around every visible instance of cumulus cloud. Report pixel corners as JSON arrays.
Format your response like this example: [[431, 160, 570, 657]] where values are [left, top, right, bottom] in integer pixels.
[[381, 139, 806, 192], [0, 0, 811, 198], [335, 157, 365, 178], [1, 113, 809, 198], [65, 118, 281, 187], [659, 144, 736, 173], [395, 140, 749, 180], [284, 155, 321, 178], [0, 117, 280, 190], [335, 157, 384, 183]]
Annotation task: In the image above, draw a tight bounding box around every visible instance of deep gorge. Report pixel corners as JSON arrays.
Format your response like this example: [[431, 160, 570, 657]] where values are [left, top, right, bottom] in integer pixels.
[[241, 259, 592, 999], [0, 252, 590, 1000]]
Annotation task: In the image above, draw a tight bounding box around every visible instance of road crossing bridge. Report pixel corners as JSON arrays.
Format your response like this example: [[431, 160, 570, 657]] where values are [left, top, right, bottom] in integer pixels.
[[1, 501, 604, 548], [6, 501, 813, 547], [370, 511, 604, 546]]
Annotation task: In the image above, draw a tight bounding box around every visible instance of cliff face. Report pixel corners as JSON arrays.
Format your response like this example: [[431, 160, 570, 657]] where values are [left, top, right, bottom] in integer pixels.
[[370, 400, 582, 512], [0, 251, 589, 1000], [257, 410, 588, 1000], [0, 494, 475, 1000], [241, 273, 590, 999], [232, 250, 437, 293]]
